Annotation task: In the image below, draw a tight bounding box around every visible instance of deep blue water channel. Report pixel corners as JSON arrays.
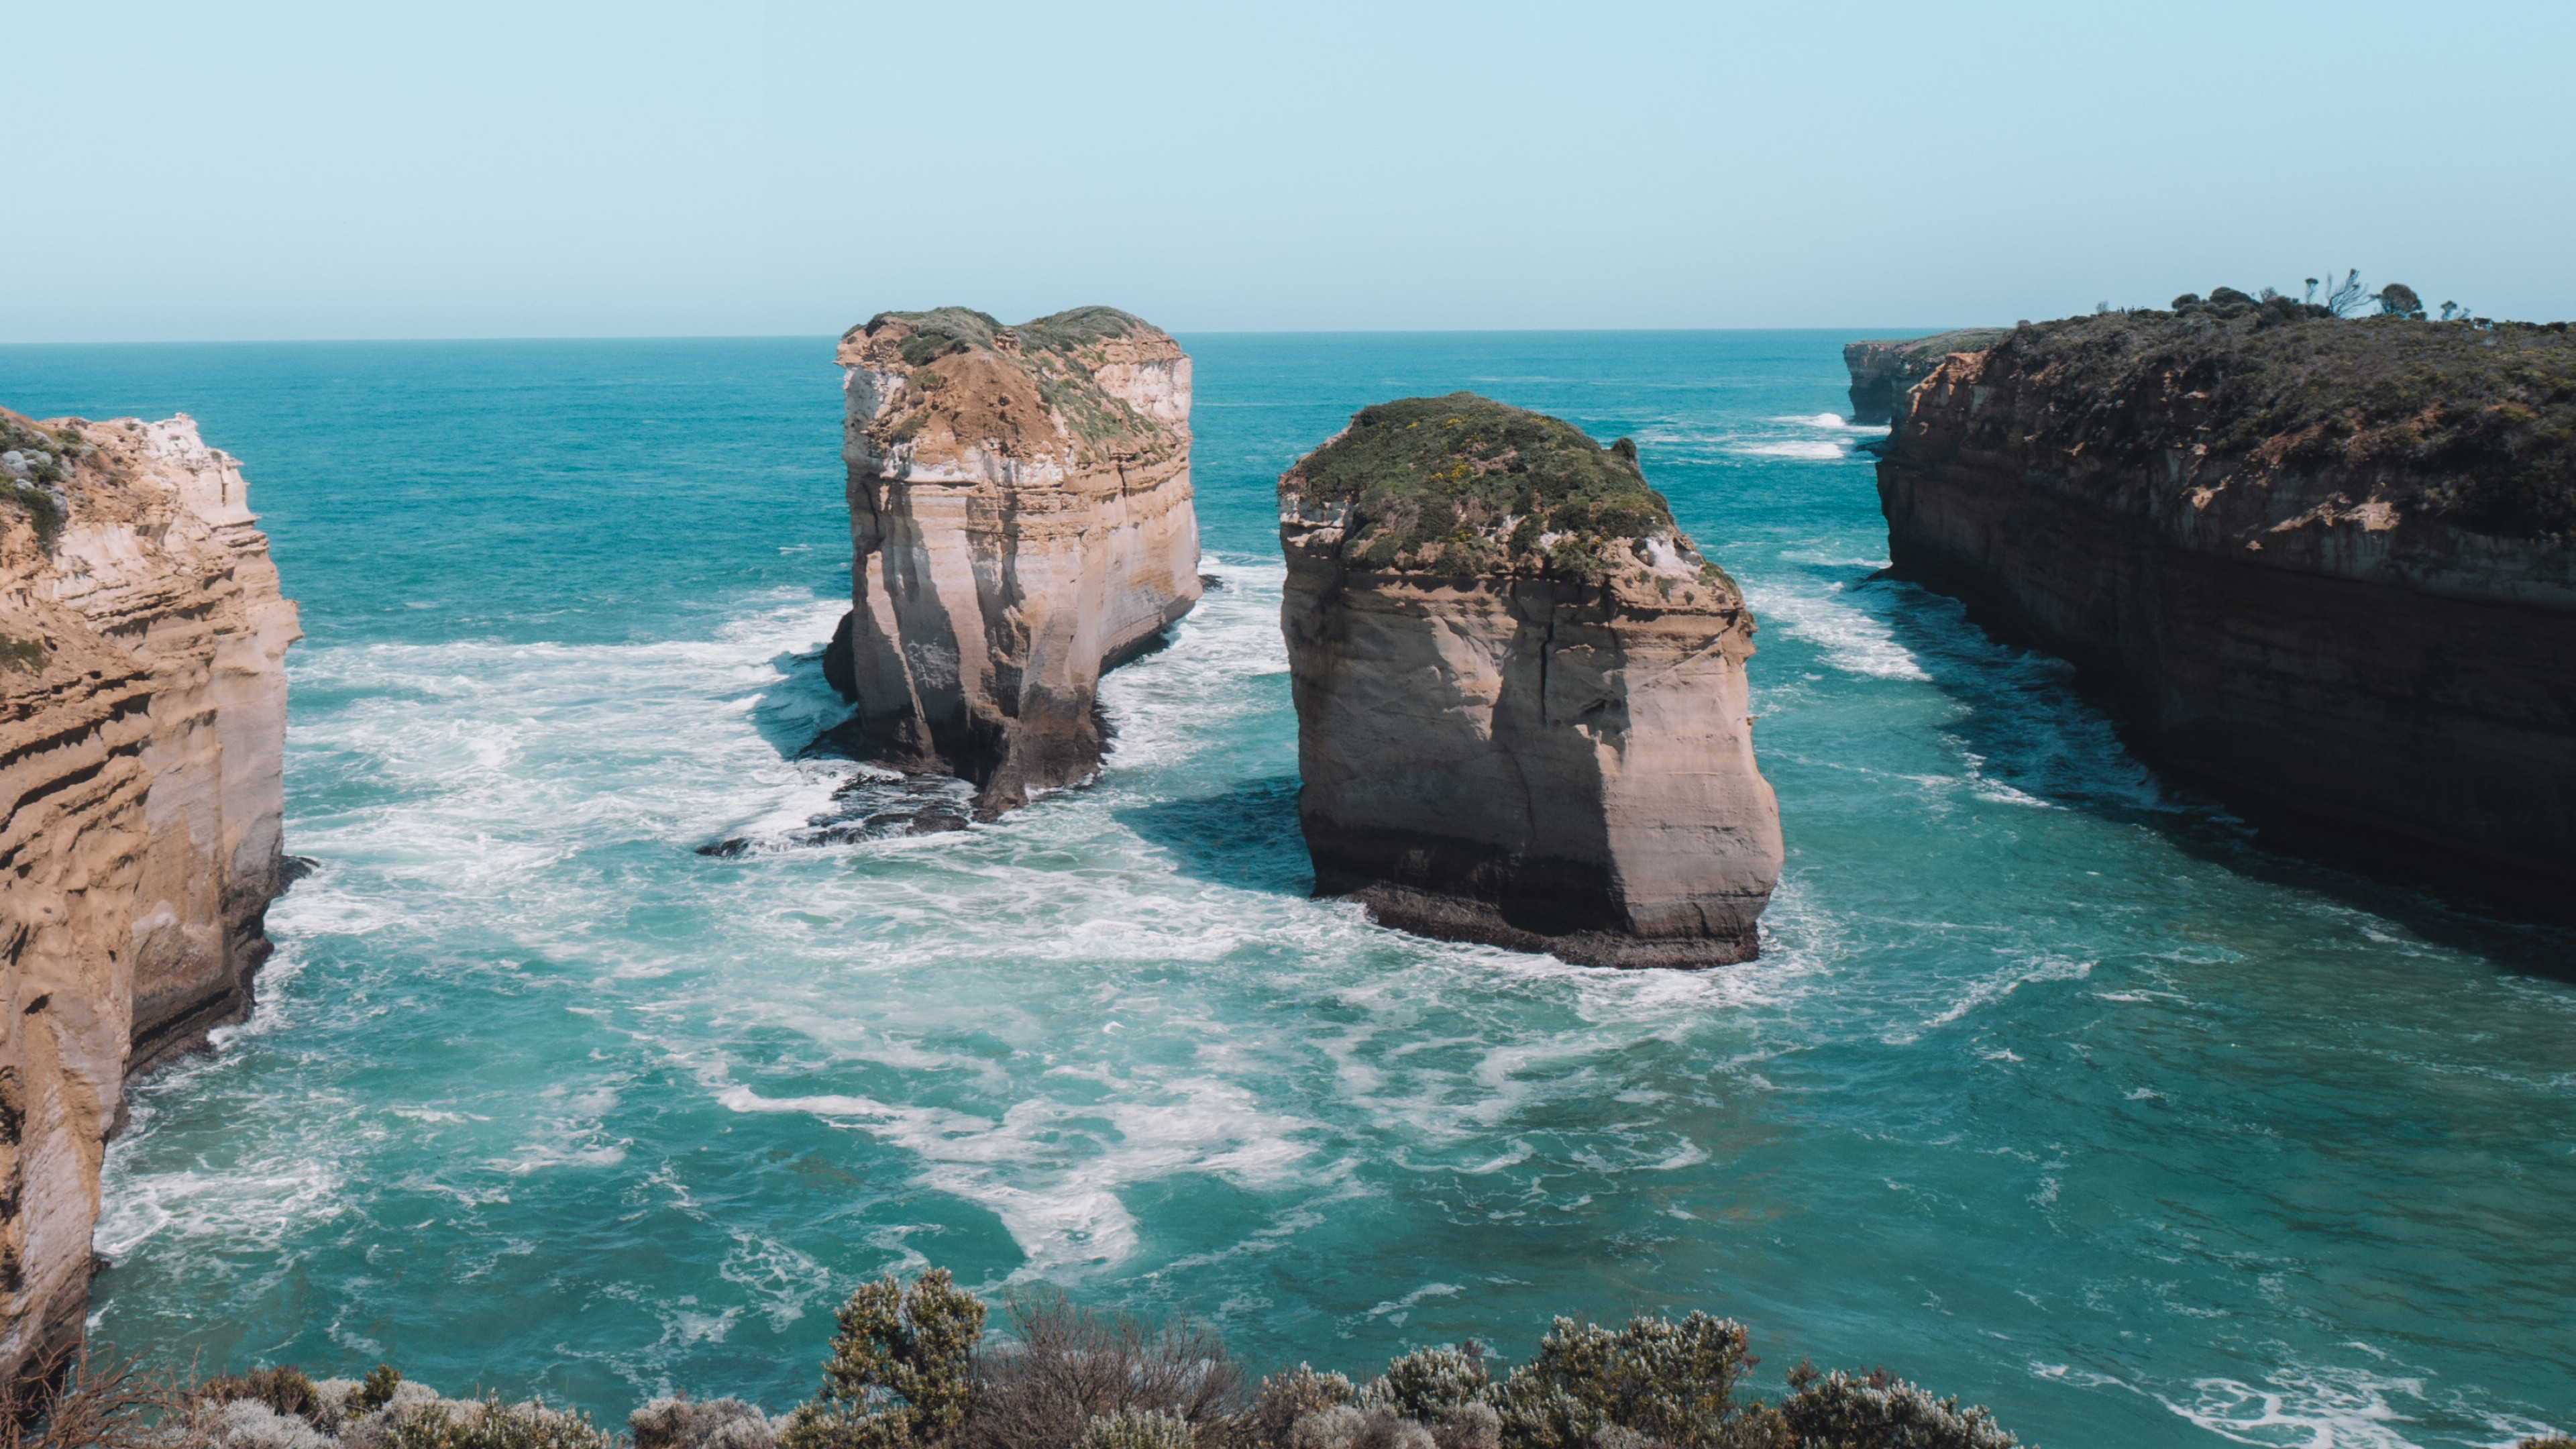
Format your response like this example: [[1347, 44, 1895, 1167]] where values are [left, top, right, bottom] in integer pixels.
[[1, 333, 2567, 1449]]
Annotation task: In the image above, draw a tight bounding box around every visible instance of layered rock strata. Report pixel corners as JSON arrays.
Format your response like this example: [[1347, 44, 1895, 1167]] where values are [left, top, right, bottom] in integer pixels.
[[828, 307, 1201, 815], [1279, 394, 1782, 967], [1873, 299, 2576, 907], [0, 409, 298, 1381], [1843, 329, 2005, 425]]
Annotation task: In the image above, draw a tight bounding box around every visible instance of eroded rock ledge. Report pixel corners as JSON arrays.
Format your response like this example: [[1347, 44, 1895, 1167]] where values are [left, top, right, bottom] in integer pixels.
[[826, 307, 1201, 816], [1279, 394, 1781, 967], [0, 408, 298, 1381], [1873, 299, 2576, 907], [1843, 329, 2005, 425]]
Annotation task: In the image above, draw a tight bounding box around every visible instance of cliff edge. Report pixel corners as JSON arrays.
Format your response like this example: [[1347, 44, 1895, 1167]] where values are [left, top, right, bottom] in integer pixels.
[[0, 408, 298, 1381], [1279, 394, 1781, 967], [1843, 329, 2005, 425], [828, 307, 1201, 815], [1875, 296, 2576, 907]]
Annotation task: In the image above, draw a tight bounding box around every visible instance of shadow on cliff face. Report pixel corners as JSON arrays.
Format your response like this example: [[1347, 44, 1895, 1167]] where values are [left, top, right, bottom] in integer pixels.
[[1114, 775, 1313, 897], [1859, 572, 2576, 979]]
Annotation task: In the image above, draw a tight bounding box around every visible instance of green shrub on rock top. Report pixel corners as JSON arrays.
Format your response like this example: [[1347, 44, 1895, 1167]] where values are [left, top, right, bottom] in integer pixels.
[[1281, 394, 1686, 581], [782, 1267, 987, 1449]]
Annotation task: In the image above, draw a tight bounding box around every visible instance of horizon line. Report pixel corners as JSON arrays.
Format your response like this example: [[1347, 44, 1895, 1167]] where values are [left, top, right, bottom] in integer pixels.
[[0, 324, 1992, 348]]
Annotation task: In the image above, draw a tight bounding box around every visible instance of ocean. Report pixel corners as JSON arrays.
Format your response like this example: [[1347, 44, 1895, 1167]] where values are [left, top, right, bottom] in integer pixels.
[[2, 333, 2567, 1449]]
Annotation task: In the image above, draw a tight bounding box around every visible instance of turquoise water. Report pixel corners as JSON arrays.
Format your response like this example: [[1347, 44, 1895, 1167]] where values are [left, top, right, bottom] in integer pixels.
[[2, 335, 2569, 1448]]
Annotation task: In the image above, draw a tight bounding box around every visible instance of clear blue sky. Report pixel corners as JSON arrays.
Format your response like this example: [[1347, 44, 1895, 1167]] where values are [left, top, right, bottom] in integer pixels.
[[11, 0, 2571, 341]]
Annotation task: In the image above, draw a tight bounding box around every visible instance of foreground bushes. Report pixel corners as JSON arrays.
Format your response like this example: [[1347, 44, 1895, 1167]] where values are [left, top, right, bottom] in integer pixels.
[[13, 1265, 2302, 1449], [709, 1267, 2031, 1449]]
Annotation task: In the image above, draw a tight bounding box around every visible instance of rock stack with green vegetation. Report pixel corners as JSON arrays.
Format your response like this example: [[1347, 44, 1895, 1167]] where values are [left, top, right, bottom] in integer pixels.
[[1872, 294, 2576, 907], [1278, 394, 1781, 967], [826, 307, 1201, 816]]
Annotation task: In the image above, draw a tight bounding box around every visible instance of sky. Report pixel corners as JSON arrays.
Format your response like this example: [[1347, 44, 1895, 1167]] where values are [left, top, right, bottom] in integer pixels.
[[9, 0, 2573, 341]]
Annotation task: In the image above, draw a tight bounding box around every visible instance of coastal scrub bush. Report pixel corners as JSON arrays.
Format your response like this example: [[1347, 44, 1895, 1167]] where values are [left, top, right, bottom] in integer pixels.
[[0, 634, 49, 672], [962, 1289, 1240, 1449], [631, 1397, 782, 1449], [0, 1354, 174, 1449], [1493, 1313, 1755, 1449], [1246, 1366, 1358, 1447], [1361, 1346, 1489, 1421], [1776, 1364, 2018, 1449], [380, 1398, 615, 1449], [1073, 1411, 1195, 1449], [193, 1399, 335, 1449], [201, 1367, 324, 1424], [356, 1368, 407, 1417], [1, 480, 64, 551], [783, 1268, 987, 1449]]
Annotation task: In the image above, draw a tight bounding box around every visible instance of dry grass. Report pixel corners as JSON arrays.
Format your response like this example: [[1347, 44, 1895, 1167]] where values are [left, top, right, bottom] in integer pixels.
[[961, 1291, 1244, 1449]]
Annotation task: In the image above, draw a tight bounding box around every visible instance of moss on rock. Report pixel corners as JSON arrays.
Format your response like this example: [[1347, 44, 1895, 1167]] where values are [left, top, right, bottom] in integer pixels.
[[1282, 393, 1695, 582]]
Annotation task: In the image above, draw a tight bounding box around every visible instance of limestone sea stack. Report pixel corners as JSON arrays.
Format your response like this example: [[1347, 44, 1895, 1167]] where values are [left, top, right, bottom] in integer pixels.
[[1873, 295, 2576, 908], [1279, 394, 1782, 967], [828, 308, 1200, 815], [0, 409, 298, 1381]]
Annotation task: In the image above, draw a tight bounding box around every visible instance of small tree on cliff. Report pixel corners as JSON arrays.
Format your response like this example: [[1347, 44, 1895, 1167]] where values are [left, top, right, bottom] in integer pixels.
[[784, 1269, 989, 1449]]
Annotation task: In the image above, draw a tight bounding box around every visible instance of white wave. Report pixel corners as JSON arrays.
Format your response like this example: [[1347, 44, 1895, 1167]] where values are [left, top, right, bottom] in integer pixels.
[[2161, 1362, 2441, 1448], [1885, 955, 2096, 1044], [1741, 581, 1931, 681], [720, 1078, 1318, 1276], [1731, 439, 1847, 461]]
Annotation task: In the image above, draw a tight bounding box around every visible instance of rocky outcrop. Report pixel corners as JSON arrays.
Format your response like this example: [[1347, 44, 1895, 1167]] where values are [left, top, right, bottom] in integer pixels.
[[0, 408, 298, 1381], [1843, 329, 2005, 425], [828, 307, 1201, 815], [1279, 394, 1781, 967], [1876, 302, 2576, 908]]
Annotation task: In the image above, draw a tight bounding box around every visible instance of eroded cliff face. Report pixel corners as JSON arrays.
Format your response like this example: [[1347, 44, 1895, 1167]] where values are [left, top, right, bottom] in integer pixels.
[[1280, 394, 1781, 967], [830, 307, 1201, 815], [0, 409, 298, 1379], [1877, 307, 2576, 906], [1843, 329, 2005, 425]]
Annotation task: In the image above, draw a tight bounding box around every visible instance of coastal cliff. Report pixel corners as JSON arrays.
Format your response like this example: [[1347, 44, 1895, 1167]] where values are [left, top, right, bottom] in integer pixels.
[[1843, 329, 2005, 425], [0, 409, 298, 1380], [828, 308, 1200, 815], [1874, 298, 2576, 906], [1279, 394, 1781, 967]]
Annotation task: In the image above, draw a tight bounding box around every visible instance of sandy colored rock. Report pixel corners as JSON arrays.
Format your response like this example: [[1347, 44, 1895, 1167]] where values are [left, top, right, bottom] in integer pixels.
[[829, 307, 1201, 814], [1841, 329, 2006, 425], [0, 407, 298, 1382], [1279, 394, 1780, 967]]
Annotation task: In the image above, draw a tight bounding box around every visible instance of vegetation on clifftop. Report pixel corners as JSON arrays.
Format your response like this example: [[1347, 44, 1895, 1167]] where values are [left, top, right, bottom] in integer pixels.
[[1, 410, 80, 551], [848, 307, 1175, 464], [1283, 394, 1721, 588], [1961, 297, 2576, 539]]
